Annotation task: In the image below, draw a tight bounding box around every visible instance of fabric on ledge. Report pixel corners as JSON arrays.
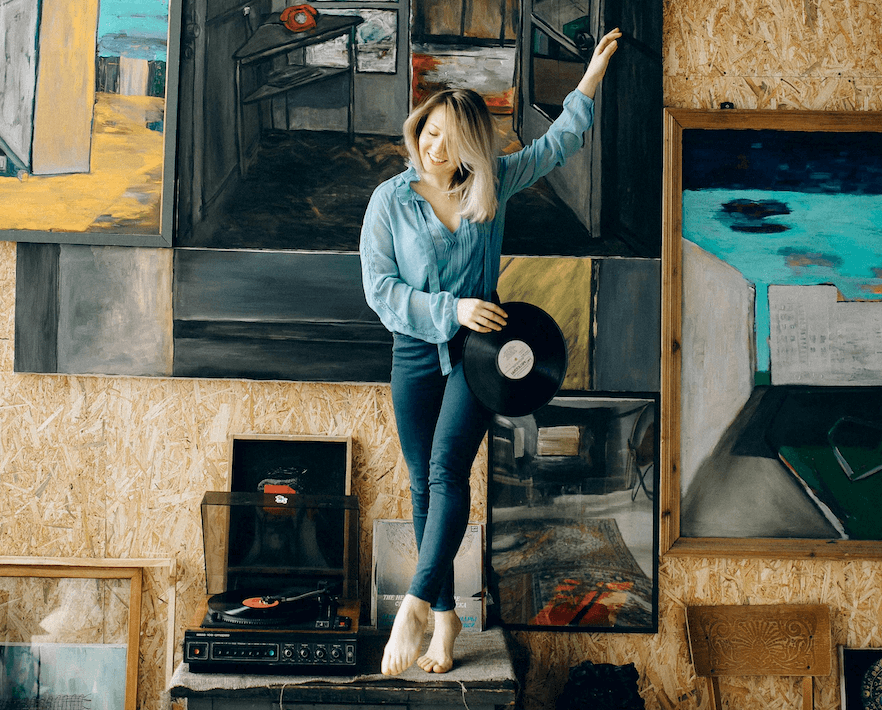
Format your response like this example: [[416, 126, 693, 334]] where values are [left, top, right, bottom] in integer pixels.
[[168, 626, 515, 693]]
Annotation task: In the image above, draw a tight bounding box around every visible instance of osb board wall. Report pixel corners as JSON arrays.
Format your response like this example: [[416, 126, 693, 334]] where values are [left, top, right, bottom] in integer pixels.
[[0, 0, 879, 707], [664, 0, 882, 110], [0, 283, 467, 708]]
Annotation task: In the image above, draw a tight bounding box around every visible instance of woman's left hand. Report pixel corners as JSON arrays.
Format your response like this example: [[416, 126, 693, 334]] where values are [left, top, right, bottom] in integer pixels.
[[457, 298, 508, 333], [577, 27, 622, 99]]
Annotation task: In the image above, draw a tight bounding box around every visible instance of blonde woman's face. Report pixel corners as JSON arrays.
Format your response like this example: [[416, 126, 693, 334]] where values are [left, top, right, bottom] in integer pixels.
[[417, 105, 457, 183]]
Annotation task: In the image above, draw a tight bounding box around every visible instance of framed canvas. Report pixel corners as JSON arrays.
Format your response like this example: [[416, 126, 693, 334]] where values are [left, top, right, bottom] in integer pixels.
[[0, 557, 175, 710], [661, 108, 882, 558], [0, 0, 182, 247], [487, 393, 658, 632], [840, 647, 882, 710], [227, 434, 352, 495]]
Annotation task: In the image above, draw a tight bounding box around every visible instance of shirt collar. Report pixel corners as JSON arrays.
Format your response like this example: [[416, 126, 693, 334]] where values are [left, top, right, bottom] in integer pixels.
[[395, 166, 421, 203]]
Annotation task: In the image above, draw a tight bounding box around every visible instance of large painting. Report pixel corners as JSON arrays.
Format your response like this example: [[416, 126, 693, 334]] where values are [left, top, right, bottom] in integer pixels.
[[0, 0, 182, 246], [14, 0, 662, 388], [661, 108, 882, 557]]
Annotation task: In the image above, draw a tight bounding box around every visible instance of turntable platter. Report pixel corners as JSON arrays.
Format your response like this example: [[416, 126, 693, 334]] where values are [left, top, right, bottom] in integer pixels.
[[206, 589, 324, 627]]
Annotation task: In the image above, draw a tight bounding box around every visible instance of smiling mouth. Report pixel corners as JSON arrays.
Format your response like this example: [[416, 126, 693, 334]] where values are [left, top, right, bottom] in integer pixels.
[[427, 153, 447, 166]]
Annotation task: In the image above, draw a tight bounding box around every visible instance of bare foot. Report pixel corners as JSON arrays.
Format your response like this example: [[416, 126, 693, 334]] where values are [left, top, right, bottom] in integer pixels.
[[416, 609, 462, 673], [381, 594, 430, 675]]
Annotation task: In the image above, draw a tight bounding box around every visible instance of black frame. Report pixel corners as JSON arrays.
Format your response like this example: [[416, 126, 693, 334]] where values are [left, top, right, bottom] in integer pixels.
[[487, 391, 659, 633]]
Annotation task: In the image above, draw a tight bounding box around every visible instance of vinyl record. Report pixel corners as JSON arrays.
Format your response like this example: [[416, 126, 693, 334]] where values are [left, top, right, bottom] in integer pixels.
[[207, 589, 323, 627], [463, 301, 567, 417]]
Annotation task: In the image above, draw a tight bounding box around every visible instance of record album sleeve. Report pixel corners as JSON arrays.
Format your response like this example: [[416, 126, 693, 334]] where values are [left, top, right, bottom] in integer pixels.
[[371, 519, 485, 632]]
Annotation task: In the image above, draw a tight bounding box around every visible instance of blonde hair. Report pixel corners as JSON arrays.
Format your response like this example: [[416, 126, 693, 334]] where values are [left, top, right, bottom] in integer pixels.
[[403, 89, 499, 223]]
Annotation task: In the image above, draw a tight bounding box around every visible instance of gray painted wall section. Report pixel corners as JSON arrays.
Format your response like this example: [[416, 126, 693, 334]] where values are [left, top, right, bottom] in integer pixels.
[[680, 240, 755, 496], [56, 247, 174, 376], [592, 257, 660, 393]]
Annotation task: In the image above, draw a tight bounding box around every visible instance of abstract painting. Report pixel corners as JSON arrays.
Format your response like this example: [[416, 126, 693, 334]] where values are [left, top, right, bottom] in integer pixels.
[[662, 109, 882, 555], [0, 0, 182, 246], [0, 643, 127, 710]]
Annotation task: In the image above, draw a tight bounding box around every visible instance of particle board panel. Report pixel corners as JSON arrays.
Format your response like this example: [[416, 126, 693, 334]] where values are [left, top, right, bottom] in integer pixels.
[[664, 75, 882, 110]]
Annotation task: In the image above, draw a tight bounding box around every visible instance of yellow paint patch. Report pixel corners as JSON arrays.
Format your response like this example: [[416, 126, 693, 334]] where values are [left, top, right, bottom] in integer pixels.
[[496, 256, 593, 390], [0, 93, 164, 233]]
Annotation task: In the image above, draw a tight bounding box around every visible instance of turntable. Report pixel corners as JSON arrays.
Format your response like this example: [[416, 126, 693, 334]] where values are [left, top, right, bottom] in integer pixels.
[[184, 491, 361, 674]]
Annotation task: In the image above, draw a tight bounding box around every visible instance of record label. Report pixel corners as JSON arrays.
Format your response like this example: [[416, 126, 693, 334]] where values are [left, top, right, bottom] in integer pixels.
[[497, 339, 534, 380], [243, 596, 279, 609], [463, 301, 567, 417]]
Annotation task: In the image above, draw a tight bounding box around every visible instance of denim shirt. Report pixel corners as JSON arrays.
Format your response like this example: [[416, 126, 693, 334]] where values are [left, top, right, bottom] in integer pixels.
[[360, 89, 594, 374]]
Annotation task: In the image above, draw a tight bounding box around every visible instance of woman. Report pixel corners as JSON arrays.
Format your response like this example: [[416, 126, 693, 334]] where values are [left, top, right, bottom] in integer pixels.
[[360, 28, 622, 676]]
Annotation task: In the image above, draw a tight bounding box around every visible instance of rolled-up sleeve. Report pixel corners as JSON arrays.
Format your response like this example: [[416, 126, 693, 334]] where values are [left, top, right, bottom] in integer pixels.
[[498, 90, 594, 201], [360, 186, 461, 344]]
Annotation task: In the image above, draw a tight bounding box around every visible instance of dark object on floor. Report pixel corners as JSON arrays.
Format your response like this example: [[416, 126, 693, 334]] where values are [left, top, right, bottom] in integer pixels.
[[556, 660, 645, 710]]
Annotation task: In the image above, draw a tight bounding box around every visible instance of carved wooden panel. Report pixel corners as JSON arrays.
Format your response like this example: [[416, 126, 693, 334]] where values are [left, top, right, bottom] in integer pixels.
[[686, 604, 832, 677]]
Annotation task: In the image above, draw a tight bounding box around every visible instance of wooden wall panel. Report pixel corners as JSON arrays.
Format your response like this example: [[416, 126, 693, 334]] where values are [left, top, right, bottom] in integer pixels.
[[0, 0, 880, 707]]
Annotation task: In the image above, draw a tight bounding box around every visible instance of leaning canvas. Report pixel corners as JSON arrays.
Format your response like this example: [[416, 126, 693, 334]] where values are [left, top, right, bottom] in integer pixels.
[[371, 519, 485, 633]]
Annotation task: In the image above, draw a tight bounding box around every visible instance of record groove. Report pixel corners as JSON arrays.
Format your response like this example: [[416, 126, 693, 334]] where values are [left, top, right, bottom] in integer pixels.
[[463, 301, 567, 417]]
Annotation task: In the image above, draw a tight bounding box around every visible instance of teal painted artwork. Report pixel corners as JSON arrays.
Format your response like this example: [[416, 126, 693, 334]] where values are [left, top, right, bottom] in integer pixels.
[[678, 122, 882, 541], [0, 643, 127, 710], [98, 0, 170, 61], [681, 128, 882, 382]]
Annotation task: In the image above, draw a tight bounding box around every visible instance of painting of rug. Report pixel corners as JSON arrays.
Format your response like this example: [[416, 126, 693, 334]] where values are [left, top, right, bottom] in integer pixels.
[[490, 517, 655, 631]]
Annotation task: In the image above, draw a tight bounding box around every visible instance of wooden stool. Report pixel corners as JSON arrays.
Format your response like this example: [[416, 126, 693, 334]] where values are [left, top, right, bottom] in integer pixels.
[[686, 604, 832, 710]]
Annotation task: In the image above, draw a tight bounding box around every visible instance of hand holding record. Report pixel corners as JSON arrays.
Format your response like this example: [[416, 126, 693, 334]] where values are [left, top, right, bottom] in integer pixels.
[[457, 298, 508, 333], [462, 302, 567, 417]]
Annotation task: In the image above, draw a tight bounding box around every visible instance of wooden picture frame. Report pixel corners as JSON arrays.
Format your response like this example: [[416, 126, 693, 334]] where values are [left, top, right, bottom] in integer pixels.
[[0, 556, 176, 710], [0, 0, 182, 247], [661, 108, 882, 558]]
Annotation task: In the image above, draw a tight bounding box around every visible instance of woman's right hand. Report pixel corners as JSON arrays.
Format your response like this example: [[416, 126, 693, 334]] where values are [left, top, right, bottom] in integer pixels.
[[457, 299, 508, 333]]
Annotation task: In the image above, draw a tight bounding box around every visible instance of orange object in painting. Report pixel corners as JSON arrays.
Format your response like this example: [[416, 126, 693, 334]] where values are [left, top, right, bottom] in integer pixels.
[[280, 4, 317, 32]]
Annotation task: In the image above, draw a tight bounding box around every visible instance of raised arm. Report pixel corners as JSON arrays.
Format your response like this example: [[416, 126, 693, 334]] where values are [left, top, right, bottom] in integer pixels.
[[577, 28, 622, 99], [497, 26, 623, 200]]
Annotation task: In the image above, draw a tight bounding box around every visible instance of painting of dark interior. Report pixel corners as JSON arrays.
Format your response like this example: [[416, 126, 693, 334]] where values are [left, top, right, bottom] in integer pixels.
[[175, 0, 661, 255], [14, 0, 662, 385], [488, 394, 658, 631], [166, 0, 661, 381]]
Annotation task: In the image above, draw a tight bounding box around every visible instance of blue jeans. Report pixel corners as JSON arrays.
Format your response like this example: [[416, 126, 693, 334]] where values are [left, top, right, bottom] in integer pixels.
[[390, 331, 491, 612]]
